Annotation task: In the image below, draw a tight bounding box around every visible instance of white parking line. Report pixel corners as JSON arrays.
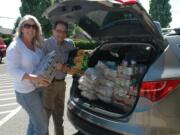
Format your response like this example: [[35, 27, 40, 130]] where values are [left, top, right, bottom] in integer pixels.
[[0, 74, 8, 76], [0, 71, 21, 127], [0, 78, 13, 81], [0, 103, 18, 107], [0, 82, 13, 85], [0, 86, 14, 89], [0, 89, 13, 92], [0, 76, 13, 79], [0, 93, 14, 96], [0, 74, 11, 77], [0, 106, 21, 127], [0, 83, 13, 85], [0, 110, 13, 115], [0, 97, 16, 101]]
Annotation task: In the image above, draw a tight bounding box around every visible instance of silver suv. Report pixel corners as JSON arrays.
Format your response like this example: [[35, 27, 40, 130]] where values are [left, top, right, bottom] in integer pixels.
[[44, 0, 180, 135]]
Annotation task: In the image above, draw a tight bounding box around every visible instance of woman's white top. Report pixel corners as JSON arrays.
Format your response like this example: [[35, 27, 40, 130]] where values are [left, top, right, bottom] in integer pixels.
[[6, 38, 44, 93]]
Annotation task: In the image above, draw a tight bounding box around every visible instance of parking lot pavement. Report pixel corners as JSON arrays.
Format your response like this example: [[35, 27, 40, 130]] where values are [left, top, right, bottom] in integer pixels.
[[56, 75, 77, 135], [0, 73, 21, 127]]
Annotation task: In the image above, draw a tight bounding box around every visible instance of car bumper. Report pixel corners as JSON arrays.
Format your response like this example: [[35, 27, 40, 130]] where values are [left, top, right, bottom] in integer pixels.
[[67, 100, 144, 135], [67, 107, 121, 135]]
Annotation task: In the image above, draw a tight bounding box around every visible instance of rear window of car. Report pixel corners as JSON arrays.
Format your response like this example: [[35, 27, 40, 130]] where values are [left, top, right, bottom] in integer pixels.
[[78, 10, 145, 37], [88, 10, 135, 26]]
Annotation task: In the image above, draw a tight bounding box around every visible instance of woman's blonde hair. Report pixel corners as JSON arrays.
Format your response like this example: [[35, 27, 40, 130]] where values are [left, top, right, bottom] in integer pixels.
[[15, 15, 43, 48]]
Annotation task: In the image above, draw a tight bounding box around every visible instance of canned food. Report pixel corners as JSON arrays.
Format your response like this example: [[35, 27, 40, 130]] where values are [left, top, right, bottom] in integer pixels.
[[126, 67, 133, 76]]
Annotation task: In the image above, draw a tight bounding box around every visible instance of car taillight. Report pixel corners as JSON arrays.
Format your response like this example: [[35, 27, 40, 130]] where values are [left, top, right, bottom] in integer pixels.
[[116, 0, 137, 5], [140, 80, 180, 102], [0, 45, 7, 48]]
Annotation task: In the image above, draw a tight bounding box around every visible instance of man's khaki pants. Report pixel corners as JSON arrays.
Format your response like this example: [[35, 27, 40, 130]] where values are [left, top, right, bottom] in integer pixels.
[[43, 80, 66, 135]]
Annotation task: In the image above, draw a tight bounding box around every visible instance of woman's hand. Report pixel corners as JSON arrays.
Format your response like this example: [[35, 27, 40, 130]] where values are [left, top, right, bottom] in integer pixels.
[[23, 73, 51, 87], [36, 75, 51, 87]]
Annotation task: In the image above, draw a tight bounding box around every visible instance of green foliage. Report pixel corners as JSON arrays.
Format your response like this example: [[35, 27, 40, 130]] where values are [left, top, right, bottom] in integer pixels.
[[12, 17, 21, 34], [3, 37, 13, 46], [68, 24, 76, 38], [0, 35, 13, 46], [17, 0, 58, 37], [74, 39, 99, 50], [149, 0, 172, 28], [74, 26, 83, 35]]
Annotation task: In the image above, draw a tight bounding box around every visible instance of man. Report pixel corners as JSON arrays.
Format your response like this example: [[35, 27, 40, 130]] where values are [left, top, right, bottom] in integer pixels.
[[43, 20, 76, 135]]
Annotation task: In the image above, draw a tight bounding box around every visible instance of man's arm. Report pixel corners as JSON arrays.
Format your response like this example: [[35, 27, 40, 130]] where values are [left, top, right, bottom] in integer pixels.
[[42, 39, 50, 55], [66, 38, 77, 51]]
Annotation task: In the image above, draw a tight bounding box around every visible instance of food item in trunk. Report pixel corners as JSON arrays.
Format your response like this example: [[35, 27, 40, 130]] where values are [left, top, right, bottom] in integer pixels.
[[95, 85, 114, 98], [85, 68, 102, 81], [81, 91, 98, 100], [78, 59, 147, 108], [67, 67, 80, 75], [67, 49, 89, 75], [97, 94, 112, 103], [113, 60, 147, 108], [104, 67, 117, 78], [78, 68, 101, 100], [78, 61, 115, 102]]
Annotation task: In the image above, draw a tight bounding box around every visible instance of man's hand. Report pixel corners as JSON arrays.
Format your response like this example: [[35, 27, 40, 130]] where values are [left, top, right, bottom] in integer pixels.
[[62, 65, 71, 73], [54, 63, 63, 71], [37, 75, 51, 87], [55, 63, 70, 73]]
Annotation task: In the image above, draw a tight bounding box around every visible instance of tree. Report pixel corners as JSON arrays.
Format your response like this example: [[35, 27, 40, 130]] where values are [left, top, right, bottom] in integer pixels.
[[12, 17, 21, 34], [149, 0, 172, 28], [17, 0, 58, 37]]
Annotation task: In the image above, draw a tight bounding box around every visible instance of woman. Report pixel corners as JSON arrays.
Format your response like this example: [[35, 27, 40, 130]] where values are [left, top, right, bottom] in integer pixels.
[[6, 15, 50, 135]]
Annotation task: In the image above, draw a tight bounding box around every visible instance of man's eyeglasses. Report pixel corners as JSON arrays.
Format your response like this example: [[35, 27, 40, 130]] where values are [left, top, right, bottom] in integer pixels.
[[55, 29, 67, 34], [23, 23, 37, 30]]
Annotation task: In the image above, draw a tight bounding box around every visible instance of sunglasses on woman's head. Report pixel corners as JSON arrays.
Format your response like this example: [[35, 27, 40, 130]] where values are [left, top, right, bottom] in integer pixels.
[[23, 23, 37, 29]]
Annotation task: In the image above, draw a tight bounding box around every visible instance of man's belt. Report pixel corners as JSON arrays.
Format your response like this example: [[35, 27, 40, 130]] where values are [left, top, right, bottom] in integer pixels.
[[52, 78, 65, 82]]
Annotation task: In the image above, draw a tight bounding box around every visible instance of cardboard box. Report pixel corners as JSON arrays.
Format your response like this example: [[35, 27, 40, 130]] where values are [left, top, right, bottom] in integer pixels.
[[33, 50, 57, 87]]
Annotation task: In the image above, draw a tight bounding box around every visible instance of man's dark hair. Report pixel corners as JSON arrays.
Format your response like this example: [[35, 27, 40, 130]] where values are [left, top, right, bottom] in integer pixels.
[[53, 20, 68, 30]]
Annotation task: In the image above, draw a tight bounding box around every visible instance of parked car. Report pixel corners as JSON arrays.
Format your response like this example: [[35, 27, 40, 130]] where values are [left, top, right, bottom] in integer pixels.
[[0, 38, 7, 63], [162, 27, 180, 36], [43, 0, 180, 135]]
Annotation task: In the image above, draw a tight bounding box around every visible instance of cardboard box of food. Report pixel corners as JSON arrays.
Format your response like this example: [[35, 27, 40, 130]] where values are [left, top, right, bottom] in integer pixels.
[[33, 50, 57, 87], [67, 49, 89, 75]]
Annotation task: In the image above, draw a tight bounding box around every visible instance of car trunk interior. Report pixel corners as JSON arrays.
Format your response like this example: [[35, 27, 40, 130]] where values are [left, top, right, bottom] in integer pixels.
[[71, 42, 159, 117]]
